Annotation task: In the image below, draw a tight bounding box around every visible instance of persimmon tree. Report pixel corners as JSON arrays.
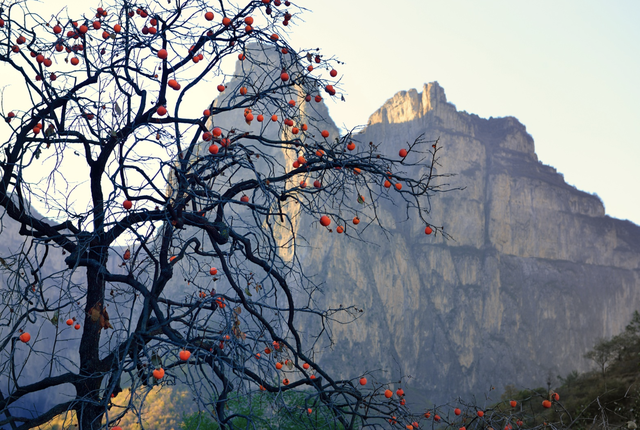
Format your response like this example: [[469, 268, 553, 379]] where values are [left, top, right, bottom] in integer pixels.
[[0, 0, 449, 429]]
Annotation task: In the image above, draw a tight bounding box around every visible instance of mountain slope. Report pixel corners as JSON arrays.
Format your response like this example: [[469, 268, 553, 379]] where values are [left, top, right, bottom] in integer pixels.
[[290, 82, 640, 403], [2, 77, 639, 418]]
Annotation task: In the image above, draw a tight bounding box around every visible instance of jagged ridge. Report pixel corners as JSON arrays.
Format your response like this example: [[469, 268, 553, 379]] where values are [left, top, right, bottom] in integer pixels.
[[291, 81, 640, 404]]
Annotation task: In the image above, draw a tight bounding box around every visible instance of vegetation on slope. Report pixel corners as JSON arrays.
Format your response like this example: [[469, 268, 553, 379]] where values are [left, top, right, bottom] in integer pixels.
[[502, 311, 640, 429], [38, 312, 640, 430]]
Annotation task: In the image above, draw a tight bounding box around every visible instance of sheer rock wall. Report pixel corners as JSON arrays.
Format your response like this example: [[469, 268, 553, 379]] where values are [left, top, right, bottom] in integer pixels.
[[298, 82, 640, 402]]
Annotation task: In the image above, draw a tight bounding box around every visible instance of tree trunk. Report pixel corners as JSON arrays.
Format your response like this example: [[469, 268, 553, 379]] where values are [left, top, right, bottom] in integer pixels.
[[74, 251, 107, 429]]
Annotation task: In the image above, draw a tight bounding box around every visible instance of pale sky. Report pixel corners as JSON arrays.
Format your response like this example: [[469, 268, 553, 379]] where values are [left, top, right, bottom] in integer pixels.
[[2, 0, 639, 226], [287, 0, 640, 226]]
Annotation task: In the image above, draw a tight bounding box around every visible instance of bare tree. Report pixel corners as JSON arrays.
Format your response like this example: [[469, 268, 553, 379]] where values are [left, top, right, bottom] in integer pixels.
[[0, 0, 451, 429]]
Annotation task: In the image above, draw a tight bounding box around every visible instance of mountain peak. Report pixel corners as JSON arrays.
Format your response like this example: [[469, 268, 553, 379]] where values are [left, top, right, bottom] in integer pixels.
[[367, 81, 449, 125]]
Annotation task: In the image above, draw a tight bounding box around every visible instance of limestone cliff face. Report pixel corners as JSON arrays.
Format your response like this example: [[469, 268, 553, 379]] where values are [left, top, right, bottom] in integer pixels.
[[4, 75, 637, 411], [297, 82, 640, 402]]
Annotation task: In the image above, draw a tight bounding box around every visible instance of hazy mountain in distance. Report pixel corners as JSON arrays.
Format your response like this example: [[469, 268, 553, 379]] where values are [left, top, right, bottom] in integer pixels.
[[289, 81, 640, 404], [3, 47, 640, 420]]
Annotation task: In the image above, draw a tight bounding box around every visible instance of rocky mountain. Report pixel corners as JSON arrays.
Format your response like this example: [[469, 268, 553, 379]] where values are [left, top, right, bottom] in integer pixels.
[[3, 69, 639, 419], [293, 81, 640, 403]]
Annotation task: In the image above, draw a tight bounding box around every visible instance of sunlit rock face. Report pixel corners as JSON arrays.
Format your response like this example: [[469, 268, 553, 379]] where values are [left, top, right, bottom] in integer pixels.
[[195, 73, 640, 402], [293, 82, 640, 403], [3, 71, 639, 415]]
